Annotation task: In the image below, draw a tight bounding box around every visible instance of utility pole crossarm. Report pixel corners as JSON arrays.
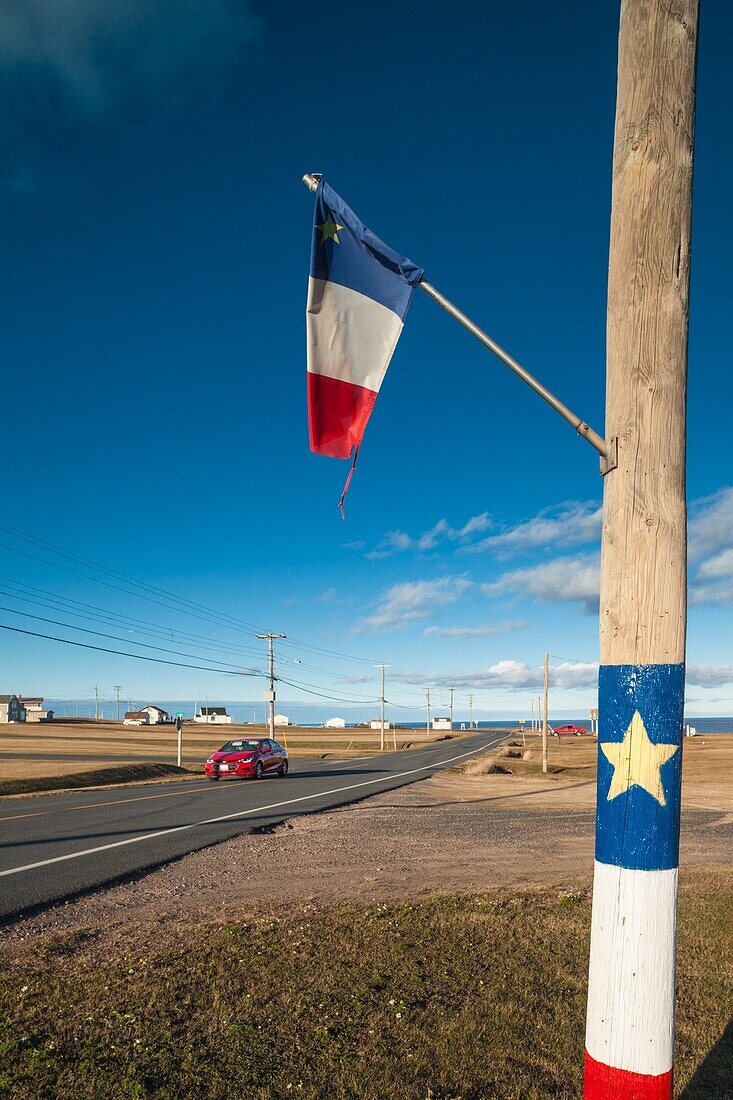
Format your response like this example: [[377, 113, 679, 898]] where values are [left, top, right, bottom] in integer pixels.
[[302, 171, 616, 474]]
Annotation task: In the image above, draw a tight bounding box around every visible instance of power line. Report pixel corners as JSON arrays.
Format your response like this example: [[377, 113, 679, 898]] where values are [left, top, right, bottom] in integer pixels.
[[0, 603, 264, 672], [0, 622, 261, 676], [0, 576, 260, 655], [0, 525, 386, 669], [275, 676, 380, 704]]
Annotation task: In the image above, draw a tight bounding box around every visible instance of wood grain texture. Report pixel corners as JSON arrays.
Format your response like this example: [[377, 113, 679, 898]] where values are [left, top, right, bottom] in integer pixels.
[[600, 0, 698, 667]]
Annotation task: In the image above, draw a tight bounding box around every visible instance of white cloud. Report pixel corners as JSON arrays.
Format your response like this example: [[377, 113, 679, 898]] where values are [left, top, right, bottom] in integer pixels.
[[353, 576, 472, 634], [465, 501, 602, 559], [690, 578, 733, 607], [685, 664, 733, 688], [0, 1, 258, 115], [481, 554, 600, 614], [424, 621, 529, 638], [696, 548, 733, 581], [366, 514, 492, 560], [689, 487, 733, 562], [386, 659, 599, 692]]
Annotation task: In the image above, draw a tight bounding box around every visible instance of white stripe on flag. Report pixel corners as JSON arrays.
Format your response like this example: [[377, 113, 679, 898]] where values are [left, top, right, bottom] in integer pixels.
[[307, 277, 403, 393], [585, 860, 678, 1076]]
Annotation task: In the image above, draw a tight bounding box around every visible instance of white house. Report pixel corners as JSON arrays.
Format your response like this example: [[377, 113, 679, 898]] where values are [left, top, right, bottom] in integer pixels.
[[274, 714, 290, 726], [124, 710, 149, 726], [324, 716, 346, 728], [370, 719, 392, 730], [140, 705, 170, 724], [0, 695, 26, 723], [194, 707, 233, 725], [19, 697, 53, 722], [432, 716, 453, 732]]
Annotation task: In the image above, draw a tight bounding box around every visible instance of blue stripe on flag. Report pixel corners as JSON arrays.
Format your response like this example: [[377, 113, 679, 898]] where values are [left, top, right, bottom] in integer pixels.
[[310, 180, 423, 320], [595, 662, 684, 872]]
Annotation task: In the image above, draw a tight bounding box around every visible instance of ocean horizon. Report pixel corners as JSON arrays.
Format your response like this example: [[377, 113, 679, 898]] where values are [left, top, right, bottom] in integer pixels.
[[44, 700, 733, 734]]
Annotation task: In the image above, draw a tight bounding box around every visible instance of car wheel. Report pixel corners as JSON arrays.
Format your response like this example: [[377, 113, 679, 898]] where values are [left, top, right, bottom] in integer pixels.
[[278, 759, 289, 777], [254, 761, 264, 780], [209, 776, 219, 782]]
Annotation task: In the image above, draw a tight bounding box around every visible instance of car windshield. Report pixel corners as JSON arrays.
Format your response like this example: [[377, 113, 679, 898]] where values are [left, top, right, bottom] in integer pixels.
[[219, 739, 261, 753]]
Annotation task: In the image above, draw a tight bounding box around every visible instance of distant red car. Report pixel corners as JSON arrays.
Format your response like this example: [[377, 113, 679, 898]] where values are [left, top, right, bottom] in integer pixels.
[[205, 737, 288, 781], [553, 724, 587, 736]]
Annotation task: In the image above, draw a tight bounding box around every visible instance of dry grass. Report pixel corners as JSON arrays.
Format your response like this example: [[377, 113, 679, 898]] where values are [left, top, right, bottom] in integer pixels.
[[461, 733, 733, 810], [0, 720, 449, 794]]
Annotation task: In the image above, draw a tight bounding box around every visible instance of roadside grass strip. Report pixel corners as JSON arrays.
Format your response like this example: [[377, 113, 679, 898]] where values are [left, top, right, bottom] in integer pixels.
[[0, 875, 730, 1099]]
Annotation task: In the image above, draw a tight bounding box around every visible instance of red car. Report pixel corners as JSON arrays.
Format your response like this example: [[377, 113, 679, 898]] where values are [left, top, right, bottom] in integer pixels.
[[205, 737, 289, 781], [553, 724, 587, 736]]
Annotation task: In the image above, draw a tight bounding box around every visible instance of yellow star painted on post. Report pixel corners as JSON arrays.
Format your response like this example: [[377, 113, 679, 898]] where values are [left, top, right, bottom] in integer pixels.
[[317, 216, 344, 244], [600, 711, 679, 806]]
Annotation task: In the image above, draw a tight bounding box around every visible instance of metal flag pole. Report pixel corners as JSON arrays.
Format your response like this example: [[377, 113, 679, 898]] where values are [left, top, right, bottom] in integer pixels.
[[302, 172, 616, 475]]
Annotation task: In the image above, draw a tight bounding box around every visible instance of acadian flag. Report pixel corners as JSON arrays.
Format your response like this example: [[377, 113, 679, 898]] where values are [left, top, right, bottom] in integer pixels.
[[306, 179, 423, 508]]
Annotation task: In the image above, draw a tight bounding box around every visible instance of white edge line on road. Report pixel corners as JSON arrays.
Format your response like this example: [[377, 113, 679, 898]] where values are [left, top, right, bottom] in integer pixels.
[[0, 737, 504, 879]]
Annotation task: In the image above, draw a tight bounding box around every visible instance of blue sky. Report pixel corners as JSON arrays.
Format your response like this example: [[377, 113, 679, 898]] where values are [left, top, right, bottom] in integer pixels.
[[0, 0, 731, 721]]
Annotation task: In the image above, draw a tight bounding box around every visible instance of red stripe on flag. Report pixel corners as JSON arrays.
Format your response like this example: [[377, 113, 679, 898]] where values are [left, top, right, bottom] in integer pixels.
[[584, 1051, 673, 1099], [308, 372, 378, 459]]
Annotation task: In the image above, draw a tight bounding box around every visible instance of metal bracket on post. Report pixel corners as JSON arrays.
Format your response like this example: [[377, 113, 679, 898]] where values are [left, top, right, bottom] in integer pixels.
[[600, 436, 618, 477]]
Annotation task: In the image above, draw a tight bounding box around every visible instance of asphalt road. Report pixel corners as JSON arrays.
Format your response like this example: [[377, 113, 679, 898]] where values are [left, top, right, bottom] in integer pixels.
[[0, 731, 503, 921]]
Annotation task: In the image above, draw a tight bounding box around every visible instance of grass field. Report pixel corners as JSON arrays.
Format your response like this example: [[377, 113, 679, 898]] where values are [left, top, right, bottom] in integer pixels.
[[0, 719, 447, 794], [0, 873, 730, 1099]]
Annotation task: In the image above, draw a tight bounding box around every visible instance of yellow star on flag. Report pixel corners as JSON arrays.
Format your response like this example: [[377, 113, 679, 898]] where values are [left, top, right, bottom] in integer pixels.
[[600, 710, 679, 806], [317, 216, 344, 244]]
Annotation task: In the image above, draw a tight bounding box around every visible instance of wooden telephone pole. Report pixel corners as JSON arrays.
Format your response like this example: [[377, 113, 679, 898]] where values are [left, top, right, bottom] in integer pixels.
[[256, 633, 286, 740], [584, 3, 698, 1097]]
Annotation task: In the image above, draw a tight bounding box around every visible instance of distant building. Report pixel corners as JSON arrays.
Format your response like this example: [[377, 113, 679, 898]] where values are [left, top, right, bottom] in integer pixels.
[[19, 697, 53, 722], [0, 695, 26, 723], [432, 716, 453, 732], [194, 707, 233, 725], [324, 716, 346, 728], [274, 714, 290, 726], [370, 719, 392, 730], [140, 705, 169, 724], [124, 710, 149, 726]]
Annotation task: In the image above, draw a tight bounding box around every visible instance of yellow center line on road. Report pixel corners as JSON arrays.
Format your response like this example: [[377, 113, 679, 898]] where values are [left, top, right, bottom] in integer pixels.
[[0, 737, 505, 879], [0, 752, 396, 824], [0, 783, 217, 823]]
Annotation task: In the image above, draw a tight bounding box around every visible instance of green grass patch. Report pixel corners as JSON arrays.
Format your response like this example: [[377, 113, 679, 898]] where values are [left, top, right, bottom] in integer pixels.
[[1, 881, 730, 1099]]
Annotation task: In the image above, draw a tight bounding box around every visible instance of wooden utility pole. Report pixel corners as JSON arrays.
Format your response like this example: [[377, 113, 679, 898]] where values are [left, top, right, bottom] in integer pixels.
[[375, 664, 390, 751], [424, 687, 431, 739], [256, 633, 286, 740], [449, 686, 455, 730], [584, 4, 697, 1097], [94, 685, 99, 723], [542, 653, 549, 774]]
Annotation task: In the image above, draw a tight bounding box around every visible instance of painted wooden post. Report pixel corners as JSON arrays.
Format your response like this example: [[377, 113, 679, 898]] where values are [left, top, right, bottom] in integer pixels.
[[584, 2, 698, 1097]]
